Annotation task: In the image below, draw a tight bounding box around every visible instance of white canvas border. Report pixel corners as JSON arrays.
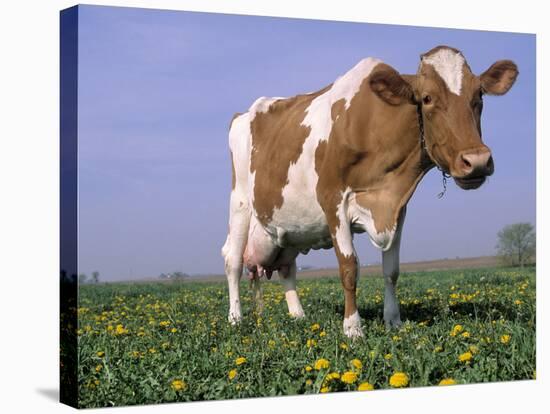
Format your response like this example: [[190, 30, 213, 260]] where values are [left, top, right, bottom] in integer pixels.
[[0, 0, 546, 412]]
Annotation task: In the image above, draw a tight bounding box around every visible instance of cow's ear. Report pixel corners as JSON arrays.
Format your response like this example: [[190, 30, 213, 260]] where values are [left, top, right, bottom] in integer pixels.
[[480, 60, 518, 95], [369, 64, 415, 106]]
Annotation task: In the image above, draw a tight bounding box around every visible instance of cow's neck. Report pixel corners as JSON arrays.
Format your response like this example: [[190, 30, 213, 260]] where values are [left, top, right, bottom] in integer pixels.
[[325, 90, 435, 235]]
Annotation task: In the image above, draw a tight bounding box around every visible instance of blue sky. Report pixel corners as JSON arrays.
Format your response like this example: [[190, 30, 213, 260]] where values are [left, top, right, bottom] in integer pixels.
[[76, 5, 535, 281]]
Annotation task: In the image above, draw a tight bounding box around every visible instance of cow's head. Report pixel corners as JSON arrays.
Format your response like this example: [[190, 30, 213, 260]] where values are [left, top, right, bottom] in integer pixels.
[[370, 45, 518, 190]]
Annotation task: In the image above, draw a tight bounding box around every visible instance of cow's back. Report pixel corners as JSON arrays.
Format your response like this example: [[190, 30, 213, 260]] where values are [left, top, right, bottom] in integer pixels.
[[228, 57, 383, 252]]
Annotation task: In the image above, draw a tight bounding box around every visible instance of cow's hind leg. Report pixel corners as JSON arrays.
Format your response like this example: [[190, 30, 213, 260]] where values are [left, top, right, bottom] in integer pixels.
[[221, 193, 250, 325], [383, 206, 406, 329], [279, 260, 305, 318]]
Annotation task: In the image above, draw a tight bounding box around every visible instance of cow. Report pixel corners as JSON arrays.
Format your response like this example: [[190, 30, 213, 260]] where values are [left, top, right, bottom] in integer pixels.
[[221, 45, 518, 338]]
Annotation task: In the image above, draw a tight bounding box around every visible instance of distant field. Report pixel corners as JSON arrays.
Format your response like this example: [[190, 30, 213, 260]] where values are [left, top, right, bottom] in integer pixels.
[[183, 255, 503, 282], [76, 266, 536, 408]]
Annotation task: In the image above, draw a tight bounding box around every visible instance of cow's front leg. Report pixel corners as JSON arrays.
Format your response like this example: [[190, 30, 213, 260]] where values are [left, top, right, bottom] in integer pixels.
[[383, 206, 406, 329], [328, 218, 363, 338]]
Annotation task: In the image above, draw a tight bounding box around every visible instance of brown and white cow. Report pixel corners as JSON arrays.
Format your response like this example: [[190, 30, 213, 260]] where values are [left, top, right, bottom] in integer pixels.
[[221, 45, 518, 338]]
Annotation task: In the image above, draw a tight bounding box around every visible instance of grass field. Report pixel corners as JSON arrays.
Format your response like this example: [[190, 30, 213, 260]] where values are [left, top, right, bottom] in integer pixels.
[[76, 266, 536, 408]]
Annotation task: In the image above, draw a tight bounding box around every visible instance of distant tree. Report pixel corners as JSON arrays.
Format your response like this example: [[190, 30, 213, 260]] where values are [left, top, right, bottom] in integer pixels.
[[496, 223, 536, 267], [91, 271, 100, 284], [78, 273, 87, 284], [159, 273, 168, 279], [171, 271, 189, 281]]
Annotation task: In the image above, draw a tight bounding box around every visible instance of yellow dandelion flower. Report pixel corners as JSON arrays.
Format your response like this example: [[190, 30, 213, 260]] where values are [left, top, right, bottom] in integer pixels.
[[350, 359, 363, 370], [148, 348, 156, 354], [159, 320, 171, 327], [319, 331, 327, 337], [95, 364, 103, 373], [305, 365, 313, 372], [450, 324, 463, 337], [458, 351, 473, 362], [461, 332, 470, 339], [311, 323, 320, 332], [358, 382, 374, 391], [500, 334, 511, 344], [389, 372, 409, 388], [434, 346, 443, 353], [326, 372, 340, 380], [268, 339, 276, 347], [469, 345, 479, 354], [439, 378, 456, 386], [514, 299, 523, 305], [170, 327, 178, 333], [235, 357, 247, 365], [314, 358, 330, 370], [306, 338, 317, 348], [305, 379, 313, 386], [320, 386, 330, 393], [97, 351, 105, 358], [171, 379, 187, 391], [340, 342, 349, 351], [115, 324, 128, 335], [228, 369, 237, 380], [384, 353, 393, 360], [341, 371, 358, 384]]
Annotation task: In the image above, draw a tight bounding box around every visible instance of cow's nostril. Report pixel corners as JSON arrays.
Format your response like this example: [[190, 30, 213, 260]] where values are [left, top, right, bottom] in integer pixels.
[[460, 154, 474, 173]]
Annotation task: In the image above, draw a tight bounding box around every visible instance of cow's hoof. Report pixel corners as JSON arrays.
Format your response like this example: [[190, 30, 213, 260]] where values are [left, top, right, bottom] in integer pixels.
[[228, 313, 242, 325], [344, 325, 364, 339], [384, 318, 402, 330], [289, 309, 306, 319], [343, 311, 364, 339]]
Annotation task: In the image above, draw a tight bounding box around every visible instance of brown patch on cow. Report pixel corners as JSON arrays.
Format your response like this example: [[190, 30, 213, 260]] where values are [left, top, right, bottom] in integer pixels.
[[331, 99, 345, 122], [335, 249, 359, 318], [250, 86, 331, 225]]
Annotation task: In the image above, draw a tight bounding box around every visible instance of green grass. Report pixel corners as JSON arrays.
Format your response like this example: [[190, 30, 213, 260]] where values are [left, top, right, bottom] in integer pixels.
[[75, 267, 536, 408]]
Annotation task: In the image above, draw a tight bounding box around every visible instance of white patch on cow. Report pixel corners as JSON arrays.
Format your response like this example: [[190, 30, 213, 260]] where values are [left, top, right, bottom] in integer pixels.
[[265, 58, 383, 249], [343, 310, 364, 338], [348, 192, 396, 251], [335, 187, 354, 257], [422, 49, 465, 95], [331, 57, 383, 109]]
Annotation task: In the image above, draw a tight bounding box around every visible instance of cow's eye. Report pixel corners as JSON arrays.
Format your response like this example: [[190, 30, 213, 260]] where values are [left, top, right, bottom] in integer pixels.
[[422, 95, 432, 105]]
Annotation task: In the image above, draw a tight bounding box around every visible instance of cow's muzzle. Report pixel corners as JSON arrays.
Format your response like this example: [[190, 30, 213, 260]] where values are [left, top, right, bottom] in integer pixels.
[[453, 148, 494, 190]]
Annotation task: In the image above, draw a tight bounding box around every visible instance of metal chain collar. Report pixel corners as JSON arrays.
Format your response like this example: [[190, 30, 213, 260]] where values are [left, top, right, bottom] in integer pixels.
[[416, 103, 451, 199]]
